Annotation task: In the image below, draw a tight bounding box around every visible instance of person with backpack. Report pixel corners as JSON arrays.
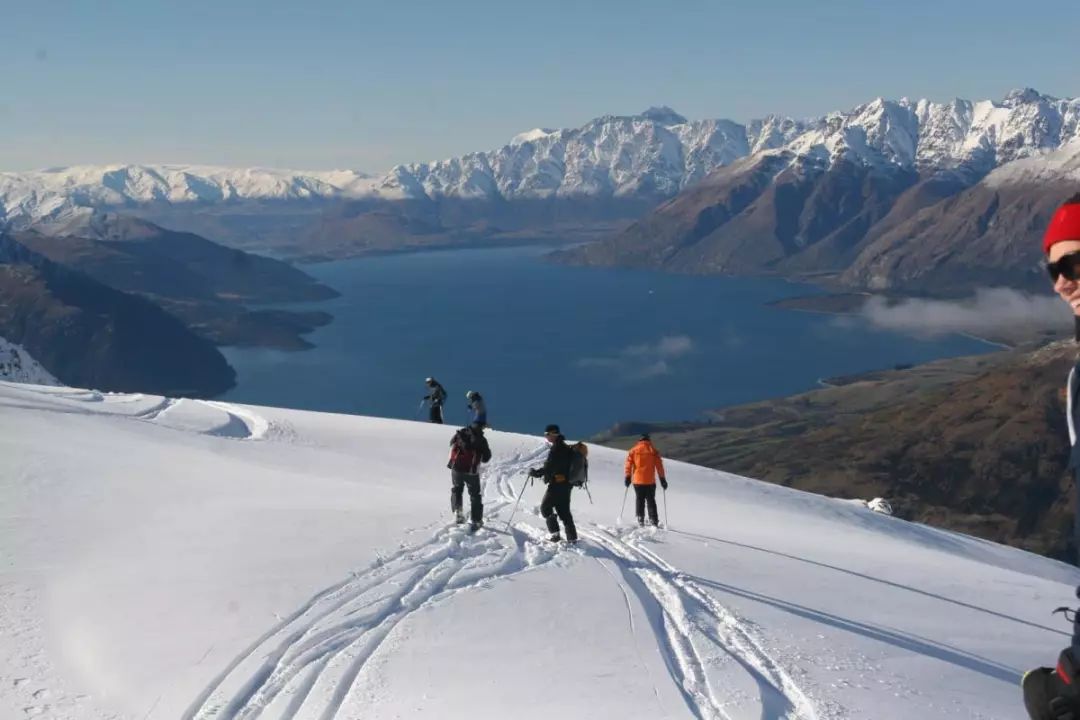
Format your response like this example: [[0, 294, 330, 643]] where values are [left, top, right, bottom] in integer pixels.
[[624, 433, 667, 527], [423, 377, 447, 424], [466, 390, 487, 427], [528, 424, 579, 544], [447, 421, 492, 532]]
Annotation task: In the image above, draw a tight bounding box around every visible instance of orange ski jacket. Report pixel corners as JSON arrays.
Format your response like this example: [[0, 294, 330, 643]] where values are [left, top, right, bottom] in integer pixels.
[[625, 440, 665, 486]]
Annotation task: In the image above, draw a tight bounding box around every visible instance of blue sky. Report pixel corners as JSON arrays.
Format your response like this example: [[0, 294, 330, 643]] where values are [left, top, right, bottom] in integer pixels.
[[3, 0, 1078, 171]]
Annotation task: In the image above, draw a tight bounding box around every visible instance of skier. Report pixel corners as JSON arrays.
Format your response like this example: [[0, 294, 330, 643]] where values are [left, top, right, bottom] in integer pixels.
[[624, 433, 667, 527], [528, 423, 578, 543], [1046, 194, 1080, 563], [447, 421, 492, 532], [466, 390, 487, 427], [423, 377, 447, 424]]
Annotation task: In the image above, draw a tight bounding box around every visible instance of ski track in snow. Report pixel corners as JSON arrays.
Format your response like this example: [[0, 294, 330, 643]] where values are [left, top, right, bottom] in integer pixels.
[[490, 451, 819, 720], [196, 400, 271, 440], [2, 385, 275, 441], [180, 444, 821, 720], [134, 397, 177, 421]]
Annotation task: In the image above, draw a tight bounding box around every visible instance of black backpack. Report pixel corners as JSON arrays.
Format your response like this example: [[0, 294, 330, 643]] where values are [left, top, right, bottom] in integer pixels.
[[567, 442, 589, 488]]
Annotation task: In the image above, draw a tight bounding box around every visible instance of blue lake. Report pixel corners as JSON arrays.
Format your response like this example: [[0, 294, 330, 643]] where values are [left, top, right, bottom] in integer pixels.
[[222, 245, 992, 436]]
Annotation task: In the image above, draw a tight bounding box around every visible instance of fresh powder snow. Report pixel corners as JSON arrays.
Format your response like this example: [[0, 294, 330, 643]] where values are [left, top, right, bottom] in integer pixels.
[[0, 381, 1076, 719]]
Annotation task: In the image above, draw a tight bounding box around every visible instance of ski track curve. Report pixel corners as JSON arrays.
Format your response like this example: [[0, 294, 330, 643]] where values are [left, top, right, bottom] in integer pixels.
[[185, 443, 821, 720], [135, 397, 178, 421], [197, 400, 271, 440], [2, 385, 278, 442]]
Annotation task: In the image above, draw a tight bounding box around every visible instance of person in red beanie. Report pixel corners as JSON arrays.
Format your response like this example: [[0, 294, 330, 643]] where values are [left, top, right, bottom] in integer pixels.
[[1045, 193, 1080, 325], [1022, 195, 1080, 720], [1046, 195, 1080, 530]]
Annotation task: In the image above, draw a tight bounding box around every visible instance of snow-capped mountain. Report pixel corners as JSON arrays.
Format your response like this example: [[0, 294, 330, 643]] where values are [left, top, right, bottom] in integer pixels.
[[3, 89, 1077, 232], [0, 164, 376, 227], [0, 337, 58, 385], [2, 381, 1075, 719], [783, 88, 1080, 175], [355, 88, 1080, 200], [372, 105, 797, 201]]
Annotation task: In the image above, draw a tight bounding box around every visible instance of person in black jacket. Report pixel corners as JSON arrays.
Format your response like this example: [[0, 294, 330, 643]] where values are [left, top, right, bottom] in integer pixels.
[[448, 422, 492, 531], [528, 423, 577, 543], [1022, 196, 1080, 720], [424, 377, 447, 424], [1046, 195, 1080, 564]]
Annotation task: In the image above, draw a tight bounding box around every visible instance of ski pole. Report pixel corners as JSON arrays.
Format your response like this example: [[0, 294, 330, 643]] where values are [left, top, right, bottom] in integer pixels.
[[663, 487, 669, 529], [415, 399, 425, 419], [584, 482, 594, 505], [617, 485, 629, 524], [505, 474, 531, 531]]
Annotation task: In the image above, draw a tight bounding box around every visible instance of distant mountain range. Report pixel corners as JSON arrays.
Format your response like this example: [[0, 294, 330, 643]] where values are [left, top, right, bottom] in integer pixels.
[[558, 89, 1080, 294], [4, 88, 1079, 290]]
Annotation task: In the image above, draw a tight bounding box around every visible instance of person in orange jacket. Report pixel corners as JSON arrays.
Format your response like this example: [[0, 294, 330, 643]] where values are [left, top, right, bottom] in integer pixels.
[[624, 433, 667, 527]]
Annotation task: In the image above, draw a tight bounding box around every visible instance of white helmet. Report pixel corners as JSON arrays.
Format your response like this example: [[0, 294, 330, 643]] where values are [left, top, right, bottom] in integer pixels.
[[425, 377, 434, 384], [466, 390, 478, 399]]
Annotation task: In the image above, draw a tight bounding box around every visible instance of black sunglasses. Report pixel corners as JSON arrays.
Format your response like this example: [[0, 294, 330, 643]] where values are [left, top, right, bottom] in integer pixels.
[[1047, 251, 1080, 282]]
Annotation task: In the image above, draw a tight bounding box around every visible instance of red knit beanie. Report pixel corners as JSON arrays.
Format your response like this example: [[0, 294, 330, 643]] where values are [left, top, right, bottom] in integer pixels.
[[1044, 195, 1080, 254]]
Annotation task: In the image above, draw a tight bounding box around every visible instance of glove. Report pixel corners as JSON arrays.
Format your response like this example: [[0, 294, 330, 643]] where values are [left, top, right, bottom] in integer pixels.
[[447, 461, 453, 469], [624, 476, 631, 487], [660, 477, 668, 490], [528, 468, 543, 478]]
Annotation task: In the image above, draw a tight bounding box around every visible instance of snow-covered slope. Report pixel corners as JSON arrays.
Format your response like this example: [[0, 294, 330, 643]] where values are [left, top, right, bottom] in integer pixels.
[[1, 381, 1075, 720], [0, 337, 59, 385], [3, 89, 1078, 229]]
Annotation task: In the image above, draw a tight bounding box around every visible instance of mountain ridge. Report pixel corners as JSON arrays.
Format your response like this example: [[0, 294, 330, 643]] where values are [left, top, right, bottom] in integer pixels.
[[3, 88, 1076, 227]]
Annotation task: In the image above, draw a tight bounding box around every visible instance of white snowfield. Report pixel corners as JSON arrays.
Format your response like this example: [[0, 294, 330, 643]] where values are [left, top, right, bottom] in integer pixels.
[[1, 382, 1077, 720]]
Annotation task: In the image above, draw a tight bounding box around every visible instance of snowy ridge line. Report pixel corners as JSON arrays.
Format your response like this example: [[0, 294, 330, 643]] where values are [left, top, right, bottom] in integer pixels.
[[3, 89, 1077, 228], [490, 446, 821, 720]]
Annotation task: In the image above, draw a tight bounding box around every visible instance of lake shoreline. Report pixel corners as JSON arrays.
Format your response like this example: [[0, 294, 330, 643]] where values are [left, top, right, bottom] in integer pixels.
[[221, 246, 998, 436]]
